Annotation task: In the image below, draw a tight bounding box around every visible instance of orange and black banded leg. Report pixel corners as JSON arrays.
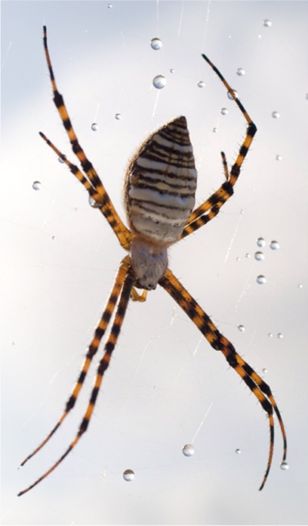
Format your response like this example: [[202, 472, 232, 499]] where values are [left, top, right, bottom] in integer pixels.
[[182, 54, 257, 239], [20, 256, 131, 469], [18, 263, 134, 497], [159, 268, 287, 490], [42, 26, 131, 249]]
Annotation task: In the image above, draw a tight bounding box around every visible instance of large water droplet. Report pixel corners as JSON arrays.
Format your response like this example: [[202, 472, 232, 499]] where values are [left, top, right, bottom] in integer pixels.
[[272, 110, 280, 119], [280, 461, 289, 471], [256, 237, 265, 247], [263, 19, 272, 27], [255, 251, 265, 261], [153, 74, 166, 89], [256, 275, 266, 285], [221, 107, 228, 116], [91, 122, 98, 131], [182, 444, 195, 457], [197, 80, 205, 88], [236, 67, 245, 76], [32, 181, 41, 191], [123, 469, 135, 481], [227, 89, 238, 100], [151, 37, 162, 50], [270, 240, 280, 250]]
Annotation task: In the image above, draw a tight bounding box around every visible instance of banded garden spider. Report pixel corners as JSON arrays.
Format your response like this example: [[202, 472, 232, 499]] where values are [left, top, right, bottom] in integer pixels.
[[18, 26, 287, 496]]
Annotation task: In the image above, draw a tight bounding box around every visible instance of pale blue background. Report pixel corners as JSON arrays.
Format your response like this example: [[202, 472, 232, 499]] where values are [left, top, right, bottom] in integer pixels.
[[1, 1, 308, 524]]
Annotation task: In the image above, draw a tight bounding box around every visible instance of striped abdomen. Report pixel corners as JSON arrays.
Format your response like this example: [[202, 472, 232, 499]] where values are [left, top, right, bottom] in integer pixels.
[[125, 116, 197, 245]]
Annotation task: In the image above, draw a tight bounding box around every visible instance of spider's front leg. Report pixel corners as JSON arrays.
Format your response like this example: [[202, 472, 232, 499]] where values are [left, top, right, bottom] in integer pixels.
[[182, 54, 257, 239]]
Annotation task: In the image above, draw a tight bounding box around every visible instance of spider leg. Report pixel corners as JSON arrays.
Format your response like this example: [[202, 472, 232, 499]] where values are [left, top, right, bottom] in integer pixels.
[[182, 54, 257, 239], [159, 268, 287, 490], [42, 26, 131, 250], [18, 263, 134, 497], [20, 256, 131, 468], [220, 151, 230, 180]]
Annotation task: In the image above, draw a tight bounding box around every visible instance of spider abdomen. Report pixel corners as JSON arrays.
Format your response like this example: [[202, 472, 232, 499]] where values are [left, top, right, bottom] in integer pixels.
[[125, 116, 197, 245]]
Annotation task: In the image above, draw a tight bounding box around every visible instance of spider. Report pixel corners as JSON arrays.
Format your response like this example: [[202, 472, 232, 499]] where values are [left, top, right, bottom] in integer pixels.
[[18, 26, 287, 496]]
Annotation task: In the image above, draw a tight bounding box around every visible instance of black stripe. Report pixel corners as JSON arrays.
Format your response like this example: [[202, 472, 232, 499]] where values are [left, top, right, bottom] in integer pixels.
[[136, 174, 196, 191], [132, 182, 194, 199], [134, 162, 196, 181], [160, 129, 191, 146], [140, 151, 195, 170], [130, 197, 186, 211]]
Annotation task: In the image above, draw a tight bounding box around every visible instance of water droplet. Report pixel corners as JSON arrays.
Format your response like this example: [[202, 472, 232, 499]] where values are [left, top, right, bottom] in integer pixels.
[[197, 80, 205, 88], [182, 444, 195, 457], [280, 460, 289, 471], [272, 110, 280, 119], [91, 122, 98, 131], [169, 68, 175, 74], [268, 332, 273, 338], [235, 448, 242, 454], [153, 74, 166, 89], [257, 34, 262, 39], [306, 93, 308, 100], [150, 37, 162, 50], [245, 252, 251, 259], [32, 181, 41, 191], [227, 89, 238, 100], [298, 283, 303, 289], [212, 127, 217, 133], [107, 2, 112, 8], [263, 19, 272, 27], [89, 196, 101, 208], [275, 154, 283, 161], [237, 324, 245, 332], [255, 251, 265, 261], [277, 332, 284, 339], [115, 113, 121, 120], [221, 107, 228, 116], [270, 240, 280, 250], [262, 367, 268, 374], [236, 67, 245, 76], [51, 235, 55, 240], [123, 469, 135, 481], [58, 156, 65, 163], [256, 237, 265, 247], [256, 275, 266, 285]]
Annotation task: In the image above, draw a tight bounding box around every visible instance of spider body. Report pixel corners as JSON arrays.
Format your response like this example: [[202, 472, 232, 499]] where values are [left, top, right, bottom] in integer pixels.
[[126, 115, 197, 289], [18, 27, 287, 497]]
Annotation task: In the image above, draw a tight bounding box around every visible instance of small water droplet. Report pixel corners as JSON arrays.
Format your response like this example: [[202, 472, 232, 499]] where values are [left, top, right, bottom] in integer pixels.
[[51, 235, 55, 240], [272, 110, 280, 119], [306, 93, 308, 100], [257, 34, 262, 39], [263, 19, 272, 27], [115, 113, 121, 120], [91, 122, 98, 131], [58, 156, 65, 163], [277, 332, 284, 339], [182, 444, 195, 457], [235, 448, 242, 454], [221, 107, 228, 116], [256, 275, 266, 285], [197, 80, 205, 88], [256, 237, 265, 247], [245, 253, 251, 259], [298, 283, 303, 289], [236, 67, 245, 76], [275, 154, 283, 161], [123, 469, 135, 481], [169, 68, 175, 74], [32, 181, 41, 191], [237, 324, 245, 332], [153, 74, 166, 89], [236, 256, 241, 262], [255, 251, 265, 261], [212, 127, 217, 133], [227, 89, 238, 100], [268, 332, 273, 338], [107, 2, 112, 8], [262, 367, 268, 374], [89, 196, 101, 208], [270, 240, 280, 250], [280, 461, 289, 471], [150, 37, 162, 50]]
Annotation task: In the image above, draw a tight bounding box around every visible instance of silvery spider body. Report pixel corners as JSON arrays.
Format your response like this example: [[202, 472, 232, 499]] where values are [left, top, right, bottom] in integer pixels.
[[125, 116, 197, 290]]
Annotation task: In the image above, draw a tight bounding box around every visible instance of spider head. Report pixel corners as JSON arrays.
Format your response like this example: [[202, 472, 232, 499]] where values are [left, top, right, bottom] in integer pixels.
[[131, 237, 168, 290]]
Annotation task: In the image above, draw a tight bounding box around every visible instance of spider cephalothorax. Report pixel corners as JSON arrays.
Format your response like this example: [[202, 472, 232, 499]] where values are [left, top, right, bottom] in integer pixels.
[[18, 26, 287, 497]]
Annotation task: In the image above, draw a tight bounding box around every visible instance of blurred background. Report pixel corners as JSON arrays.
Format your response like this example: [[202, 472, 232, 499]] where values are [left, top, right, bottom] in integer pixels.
[[1, 1, 308, 524]]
